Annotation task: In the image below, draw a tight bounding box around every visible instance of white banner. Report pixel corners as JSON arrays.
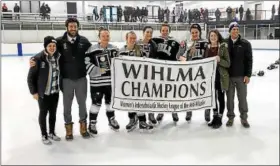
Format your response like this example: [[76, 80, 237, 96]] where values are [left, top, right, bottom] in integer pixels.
[[110, 56, 217, 113]]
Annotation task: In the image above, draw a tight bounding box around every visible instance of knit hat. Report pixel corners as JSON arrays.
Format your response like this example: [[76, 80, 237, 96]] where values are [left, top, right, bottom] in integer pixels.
[[190, 23, 202, 33], [229, 22, 240, 32], [44, 36, 57, 48]]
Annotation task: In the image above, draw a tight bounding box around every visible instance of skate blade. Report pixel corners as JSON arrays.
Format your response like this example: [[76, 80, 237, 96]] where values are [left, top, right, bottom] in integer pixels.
[[89, 133, 97, 137], [126, 126, 137, 132], [110, 126, 120, 132], [148, 121, 157, 127], [173, 121, 178, 126], [139, 128, 154, 133]]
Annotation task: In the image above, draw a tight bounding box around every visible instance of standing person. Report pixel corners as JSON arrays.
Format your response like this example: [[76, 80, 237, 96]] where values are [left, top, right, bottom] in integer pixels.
[[29, 18, 92, 140], [204, 30, 230, 129], [13, 3, 20, 20], [151, 22, 182, 124], [179, 23, 210, 122], [225, 22, 252, 128], [136, 26, 158, 126], [84, 27, 120, 136], [239, 5, 244, 21], [118, 31, 154, 132], [27, 36, 61, 145]]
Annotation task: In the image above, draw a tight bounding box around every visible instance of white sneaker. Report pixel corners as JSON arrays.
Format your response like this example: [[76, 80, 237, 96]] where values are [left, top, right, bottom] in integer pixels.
[[48, 133, 61, 141], [42, 135, 52, 145]]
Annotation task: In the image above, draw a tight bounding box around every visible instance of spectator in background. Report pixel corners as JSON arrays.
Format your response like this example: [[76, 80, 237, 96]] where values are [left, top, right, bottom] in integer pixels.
[[45, 4, 51, 20], [13, 3, 20, 20], [246, 8, 251, 21], [271, 5, 275, 20], [165, 7, 170, 22], [225, 22, 252, 128], [204, 8, 209, 22], [188, 9, 192, 24], [226, 6, 233, 21], [40, 3, 47, 21], [2, 3, 8, 12], [184, 9, 187, 23], [215, 8, 221, 22], [268, 33, 274, 39], [144, 7, 148, 22], [93, 7, 99, 21], [172, 7, 175, 23], [239, 5, 244, 21], [117, 6, 122, 22], [278, 5, 280, 16]]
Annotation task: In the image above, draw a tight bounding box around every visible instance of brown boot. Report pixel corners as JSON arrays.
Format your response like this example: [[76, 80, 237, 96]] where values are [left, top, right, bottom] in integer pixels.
[[80, 120, 90, 138], [65, 123, 74, 141]]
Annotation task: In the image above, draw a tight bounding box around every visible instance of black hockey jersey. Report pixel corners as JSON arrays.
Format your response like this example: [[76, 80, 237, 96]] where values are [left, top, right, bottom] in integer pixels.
[[183, 39, 208, 61], [136, 39, 158, 58], [151, 37, 181, 61], [85, 43, 119, 87]]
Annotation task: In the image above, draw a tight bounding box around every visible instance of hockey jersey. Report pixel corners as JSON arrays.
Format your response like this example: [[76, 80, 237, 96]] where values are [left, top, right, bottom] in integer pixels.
[[151, 36, 181, 61], [136, 39, 157, 58], [183, 39, 208, 61], [85, 43, 119, 87]]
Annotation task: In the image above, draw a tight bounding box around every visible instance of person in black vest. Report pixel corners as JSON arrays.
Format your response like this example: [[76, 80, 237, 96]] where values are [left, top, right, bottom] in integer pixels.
[[224, 22, 252, 128], [27, 36, 61, 145], [30, 18, 92, 140]]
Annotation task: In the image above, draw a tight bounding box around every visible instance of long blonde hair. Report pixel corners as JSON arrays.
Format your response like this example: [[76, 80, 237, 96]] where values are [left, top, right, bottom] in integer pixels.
[[126, 31, 142, 57]]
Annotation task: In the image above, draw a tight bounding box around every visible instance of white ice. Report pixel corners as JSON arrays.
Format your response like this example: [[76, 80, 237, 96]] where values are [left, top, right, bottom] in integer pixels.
[[1, 48, 279, 165]]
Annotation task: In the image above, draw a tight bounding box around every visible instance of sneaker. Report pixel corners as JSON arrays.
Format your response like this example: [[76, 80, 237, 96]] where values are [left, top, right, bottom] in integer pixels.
[[226, 119, 234, 127], [212, 116, 222, 129], [49, 133, 61, 141], [241, 119, 250, 128], [42, 135, 52, 145]]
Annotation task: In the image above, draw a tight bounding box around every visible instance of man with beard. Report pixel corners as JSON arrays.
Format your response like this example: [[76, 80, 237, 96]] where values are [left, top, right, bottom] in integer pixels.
[[29, 18, 92, 141]]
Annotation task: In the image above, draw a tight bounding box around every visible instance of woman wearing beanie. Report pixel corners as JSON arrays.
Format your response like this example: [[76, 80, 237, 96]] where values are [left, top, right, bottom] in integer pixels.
[[27, 36, 61, 145], [179, 23, 211, 122], [205, 29, 230, 129]]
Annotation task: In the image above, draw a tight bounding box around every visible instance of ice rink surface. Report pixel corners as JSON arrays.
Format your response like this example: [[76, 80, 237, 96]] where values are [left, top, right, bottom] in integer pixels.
[[1, 49, 279, 165]]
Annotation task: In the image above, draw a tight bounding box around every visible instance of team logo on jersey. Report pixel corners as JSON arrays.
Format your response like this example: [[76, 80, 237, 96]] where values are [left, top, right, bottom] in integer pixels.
[[63, 43, 67, 50], [100, 57, 106, 62], [41, 62, 46, 68]]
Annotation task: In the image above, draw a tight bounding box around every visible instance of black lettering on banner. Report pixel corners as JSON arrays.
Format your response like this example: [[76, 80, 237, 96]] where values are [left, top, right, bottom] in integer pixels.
[[144, 65, 148, 79], [121, 81, 130, 96], [177, 68, 193, 81], [167, 67, 175, 81], [151, 66, 164, 80], [142, 83, 150, 97], [122, 63, 142, 79], [179, 84, 188, 98], [132, 82, 141, 97], [200, 81, 206, 96], [164, 84, 172, 98], [194, 66, 206, 80], [152, 83, 162, 97], [190, 83, 199, 97]]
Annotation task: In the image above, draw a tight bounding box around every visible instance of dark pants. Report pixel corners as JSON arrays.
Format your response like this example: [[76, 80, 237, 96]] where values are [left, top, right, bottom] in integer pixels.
[[38, 93, 59, 136], [63, 77, 88, 124], [212, 76, 225, 116], [226, 77, 248, 120], [90, 86, 114, 121]]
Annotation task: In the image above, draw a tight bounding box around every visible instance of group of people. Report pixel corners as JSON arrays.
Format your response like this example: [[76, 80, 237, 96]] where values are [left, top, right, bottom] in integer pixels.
[[27, 18, 253, 145]]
